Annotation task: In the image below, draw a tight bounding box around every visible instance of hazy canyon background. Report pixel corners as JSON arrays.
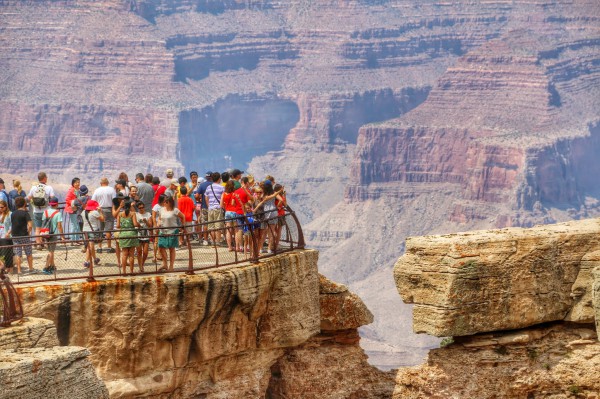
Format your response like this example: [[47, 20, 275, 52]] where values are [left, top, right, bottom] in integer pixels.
[[1, 0, 599, 369]]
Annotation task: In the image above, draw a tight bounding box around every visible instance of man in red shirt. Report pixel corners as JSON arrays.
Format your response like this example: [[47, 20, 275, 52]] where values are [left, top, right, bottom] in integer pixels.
[[233, 176, 252, 248], [177, 186, 194, 247]]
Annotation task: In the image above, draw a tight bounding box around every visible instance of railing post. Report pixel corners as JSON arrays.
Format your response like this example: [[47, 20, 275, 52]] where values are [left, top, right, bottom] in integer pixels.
[[186, 230, 194, 275], [0, 269, 24, 327]]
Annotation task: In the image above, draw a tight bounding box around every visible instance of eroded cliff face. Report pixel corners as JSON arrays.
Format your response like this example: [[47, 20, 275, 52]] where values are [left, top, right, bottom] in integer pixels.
[[393, 218, 600, 398], [14, 250, 393, 398], [18, 250, 320, 397]]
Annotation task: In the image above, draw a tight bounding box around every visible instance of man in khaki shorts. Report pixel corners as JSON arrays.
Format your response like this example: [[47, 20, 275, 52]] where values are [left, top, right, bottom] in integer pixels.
[[205, 172, 224, 245]]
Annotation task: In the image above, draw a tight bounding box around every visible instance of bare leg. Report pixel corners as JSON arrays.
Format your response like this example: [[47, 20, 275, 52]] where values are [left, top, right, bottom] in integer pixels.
[[168, 247, 176, 271], [137, 245, 144, 272], [121, 248, 129, 275], [159, 247, 167, 270]]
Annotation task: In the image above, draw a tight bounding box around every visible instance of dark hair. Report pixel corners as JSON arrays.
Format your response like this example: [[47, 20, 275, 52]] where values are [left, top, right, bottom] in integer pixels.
[[211, 172, 221, 182], [180, 186, 188, 195], [135, 201, 145, 209], [152, 176, 160, 185], [158, 194, 167, 205], [145, 173, 153, 184], [118, 172, 129, 182], [178, 176, 187, 184], [262, 181, 274, 196], [241, 176, 249, 184], [221, 172, 230, 183], [15, 196, 26, 208], [123, 200, 133, 217], [274, 183, 283, 192], [164, 196, 175, 208], [136, 173, 144, 180], [71, 177, 80, 187], [225, 180, 235, 193], [190, 171, 198, 178]]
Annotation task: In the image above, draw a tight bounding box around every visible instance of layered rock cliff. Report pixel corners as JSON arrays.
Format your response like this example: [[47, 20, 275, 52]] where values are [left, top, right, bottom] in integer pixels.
[[3, 0, 600, 368], [393, 218, 600, 398], [16, 250, 391, 398]]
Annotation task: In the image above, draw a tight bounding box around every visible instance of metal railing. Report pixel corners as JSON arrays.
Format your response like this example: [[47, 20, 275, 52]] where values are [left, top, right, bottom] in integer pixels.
[[0, 206, 305, 285], [0, 269, 23, 326]]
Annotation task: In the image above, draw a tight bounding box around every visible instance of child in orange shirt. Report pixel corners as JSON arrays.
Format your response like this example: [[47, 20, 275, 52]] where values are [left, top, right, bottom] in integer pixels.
[[176, 186, 194, 247]]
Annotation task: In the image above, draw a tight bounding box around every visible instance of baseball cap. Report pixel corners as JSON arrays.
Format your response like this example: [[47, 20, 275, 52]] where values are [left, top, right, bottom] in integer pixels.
[[205, 171, 213, 177], [79, 185, 89, 195], [49, 196, 59, 206], [231, 169, 244, 177], [85, 200, 100, 211]]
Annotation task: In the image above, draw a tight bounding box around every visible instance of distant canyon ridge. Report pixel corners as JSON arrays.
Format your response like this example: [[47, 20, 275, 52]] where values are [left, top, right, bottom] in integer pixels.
[[1, 0, 599, 368]]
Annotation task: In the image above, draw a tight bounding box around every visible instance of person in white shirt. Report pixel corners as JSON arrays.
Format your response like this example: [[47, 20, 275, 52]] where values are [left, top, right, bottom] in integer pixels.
[[27, 172, 55, 247], [91, 177, 117, 253]]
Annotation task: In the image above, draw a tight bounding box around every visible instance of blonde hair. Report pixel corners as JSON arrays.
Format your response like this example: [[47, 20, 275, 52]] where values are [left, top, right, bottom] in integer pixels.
[[13, 179, 22, 191], [0, 200, 8, 220]]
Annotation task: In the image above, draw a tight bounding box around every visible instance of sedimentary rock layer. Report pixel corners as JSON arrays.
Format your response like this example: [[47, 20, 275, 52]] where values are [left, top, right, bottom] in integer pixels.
[[393, 323, 600, 399], [0, 317, 109, 399], [395, 218, 600, 337], [18, 250, 320, 398]]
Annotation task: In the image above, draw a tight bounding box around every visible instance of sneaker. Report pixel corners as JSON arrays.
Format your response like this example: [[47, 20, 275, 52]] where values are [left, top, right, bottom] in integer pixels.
[[94, 258, 101, 265], [83, 261, 90, 268], [202, 240, 209, 246], [42, 268, 53, 275], [23, 269, 39, 275], [260, 249, 268, 254], [96, 248, 103, 253]]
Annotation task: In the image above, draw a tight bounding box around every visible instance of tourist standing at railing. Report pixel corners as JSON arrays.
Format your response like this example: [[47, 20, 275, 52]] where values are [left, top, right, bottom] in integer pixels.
[[254, 181, 284, 254], [0, 200, 13, 271], [64, 177, 81, 242], [7, 179, 27, 212], [0, 179, 8, 205], [188, 171, 201, 237], [129, 185, 139, 202], [92, 178, 117, 254], [220, 180, 239, 252], [273, 183, 287, 252], [135, 201, 152, 269], [73, 185, 90, 235], [117, 199, 141, 275], [81, 200, 103, 269], [230, 169, 243, 189], [206, 172, 225, 245], [152, 194, 166, 262], [157, 196, 184, 272], [134, 173, 154, 211], [194, 172, 213, 245], [27, 172, 55, 250], [112, 193, 126, 268], [233, 176, 252, 252], [41, 197, 64, 275], [115, 178, 129, 197], [177, 186, 194, 248], [152, 176, 166, 208], [11, 196, 35, 275]]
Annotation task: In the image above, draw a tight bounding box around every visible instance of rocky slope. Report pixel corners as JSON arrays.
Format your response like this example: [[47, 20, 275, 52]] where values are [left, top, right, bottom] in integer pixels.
[[3, 0, 600, 368]]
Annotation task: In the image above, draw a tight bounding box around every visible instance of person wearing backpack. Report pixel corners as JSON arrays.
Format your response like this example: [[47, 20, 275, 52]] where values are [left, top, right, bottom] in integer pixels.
[[27, 172, 55, 248], [8, 180, 27, 212], [41, 197, 63, 275]]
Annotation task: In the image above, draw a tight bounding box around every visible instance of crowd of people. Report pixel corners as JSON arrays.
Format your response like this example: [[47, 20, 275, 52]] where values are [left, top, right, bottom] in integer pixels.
[[0, 168, 287, 276]]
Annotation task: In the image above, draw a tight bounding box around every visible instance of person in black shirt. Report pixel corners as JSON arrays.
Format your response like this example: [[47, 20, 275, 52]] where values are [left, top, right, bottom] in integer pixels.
[[11, 196, 35, 274]]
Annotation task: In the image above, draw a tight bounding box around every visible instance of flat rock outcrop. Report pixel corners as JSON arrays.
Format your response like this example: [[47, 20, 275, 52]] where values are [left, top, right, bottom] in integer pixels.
[[0, 317, 108, 399], [395, 218, 600, 337]]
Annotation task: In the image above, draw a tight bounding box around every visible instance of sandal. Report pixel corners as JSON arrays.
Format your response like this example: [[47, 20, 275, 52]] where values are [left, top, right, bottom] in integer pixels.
[[83, 262, 90, 268], [94, 258, 101, 265]]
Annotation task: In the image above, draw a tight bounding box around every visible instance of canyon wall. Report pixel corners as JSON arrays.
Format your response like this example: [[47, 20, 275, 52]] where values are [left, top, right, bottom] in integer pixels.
[[3, 0, 600, 368], [16, 250, 391, 398], [393, 218, 600, 398]]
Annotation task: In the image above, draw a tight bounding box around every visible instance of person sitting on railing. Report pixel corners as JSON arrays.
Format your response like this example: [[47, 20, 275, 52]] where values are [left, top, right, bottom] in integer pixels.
[[82, 200, 104, 269], [10, 196, 35, 275], [156, 196, 185, 272], [41, 197, 64, 275], [117, 199, 141, 275]]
